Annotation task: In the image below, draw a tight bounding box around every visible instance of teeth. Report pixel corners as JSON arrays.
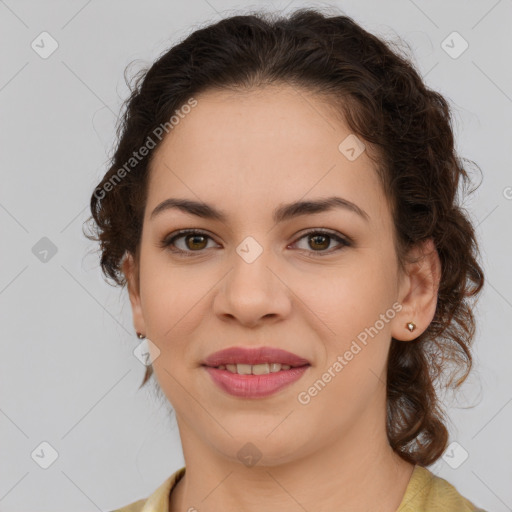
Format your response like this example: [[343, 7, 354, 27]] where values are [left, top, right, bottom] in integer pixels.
[[219, 363, 292, 374], [236, 363, 252, 375]]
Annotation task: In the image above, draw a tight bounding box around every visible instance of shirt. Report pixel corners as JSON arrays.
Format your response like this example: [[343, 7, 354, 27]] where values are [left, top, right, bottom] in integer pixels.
[[110, 464, 488, 512]]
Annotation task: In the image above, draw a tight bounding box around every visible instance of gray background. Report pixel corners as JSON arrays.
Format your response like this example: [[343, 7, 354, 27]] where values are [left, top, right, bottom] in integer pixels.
[[1, 0, 511, 510]]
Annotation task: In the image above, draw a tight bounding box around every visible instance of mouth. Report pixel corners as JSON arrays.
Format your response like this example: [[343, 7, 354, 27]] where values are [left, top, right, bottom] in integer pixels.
[[204, 362, 309, 374], [202, 345, 311, 369], [201, 346, 311, 398]]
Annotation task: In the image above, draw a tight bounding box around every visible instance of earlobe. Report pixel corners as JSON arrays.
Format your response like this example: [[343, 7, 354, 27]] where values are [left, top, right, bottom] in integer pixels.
[[122, 251, 146, 336], [391, 238, 441, 342]]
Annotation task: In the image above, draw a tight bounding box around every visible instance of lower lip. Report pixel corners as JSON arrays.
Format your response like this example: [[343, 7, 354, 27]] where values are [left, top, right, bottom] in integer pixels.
[[203, 365, 310, 398]]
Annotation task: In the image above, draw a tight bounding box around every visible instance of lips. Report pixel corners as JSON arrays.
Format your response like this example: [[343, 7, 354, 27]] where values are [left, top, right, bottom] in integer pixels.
[[202, 346, 310, 368]]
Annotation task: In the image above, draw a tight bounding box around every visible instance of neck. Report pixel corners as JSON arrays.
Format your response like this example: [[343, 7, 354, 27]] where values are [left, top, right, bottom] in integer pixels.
[[169, 401, 415, 512]]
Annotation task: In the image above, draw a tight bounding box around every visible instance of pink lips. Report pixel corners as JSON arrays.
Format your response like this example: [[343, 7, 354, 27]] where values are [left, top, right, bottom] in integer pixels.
[[202, 346, 311, 399], [202, 346, 310, 368]]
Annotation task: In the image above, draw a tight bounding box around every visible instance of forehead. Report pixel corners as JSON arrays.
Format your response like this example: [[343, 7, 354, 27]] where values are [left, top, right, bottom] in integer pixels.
[[146, 85, 389, 229]]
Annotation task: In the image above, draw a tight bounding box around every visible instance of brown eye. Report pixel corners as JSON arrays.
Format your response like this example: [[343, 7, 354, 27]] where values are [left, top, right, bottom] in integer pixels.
[[308, 233, 330, 251], [160, 229, 218, 256], [160, 228, 351, 258], [184, 233, 208, 250], [292, 229, 351, 256]]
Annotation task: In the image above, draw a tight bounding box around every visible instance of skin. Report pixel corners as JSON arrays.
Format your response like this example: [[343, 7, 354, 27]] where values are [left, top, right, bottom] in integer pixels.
[[123, 84, 441, 512]]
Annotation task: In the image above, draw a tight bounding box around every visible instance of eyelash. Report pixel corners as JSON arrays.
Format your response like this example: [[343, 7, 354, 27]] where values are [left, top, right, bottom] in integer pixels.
[[159, 228, 352, 258]]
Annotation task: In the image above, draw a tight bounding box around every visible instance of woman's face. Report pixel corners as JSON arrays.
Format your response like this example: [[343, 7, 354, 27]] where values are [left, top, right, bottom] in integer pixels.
[[124, 85, 427, 467]]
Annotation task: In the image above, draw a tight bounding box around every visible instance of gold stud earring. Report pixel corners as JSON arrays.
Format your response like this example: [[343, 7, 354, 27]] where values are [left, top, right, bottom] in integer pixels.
[[406, 322, 416, 332], [137, 332, 146, 339]]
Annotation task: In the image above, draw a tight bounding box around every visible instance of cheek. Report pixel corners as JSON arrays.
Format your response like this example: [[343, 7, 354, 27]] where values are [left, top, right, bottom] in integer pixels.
[[301, 250, 398, 372], [301, 267, 396, 416], [140, 249, 212, 329], [296, 252, 396, 331]]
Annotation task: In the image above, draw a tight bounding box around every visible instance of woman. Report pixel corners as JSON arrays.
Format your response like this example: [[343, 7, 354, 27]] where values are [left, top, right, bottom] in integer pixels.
[[85, 7, 487, 512]]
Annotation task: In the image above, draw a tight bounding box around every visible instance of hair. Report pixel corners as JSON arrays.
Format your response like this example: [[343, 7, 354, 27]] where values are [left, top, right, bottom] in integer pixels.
[[84, 6, 485, 467]]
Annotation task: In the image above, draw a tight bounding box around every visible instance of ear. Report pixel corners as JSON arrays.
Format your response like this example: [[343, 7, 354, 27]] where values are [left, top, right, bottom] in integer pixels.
[[391, 238, 441, 341], [122, 251, 146, 336]]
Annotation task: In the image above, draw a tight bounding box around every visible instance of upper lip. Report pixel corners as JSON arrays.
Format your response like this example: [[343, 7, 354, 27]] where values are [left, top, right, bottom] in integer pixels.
[[202, 346, 310, 368]]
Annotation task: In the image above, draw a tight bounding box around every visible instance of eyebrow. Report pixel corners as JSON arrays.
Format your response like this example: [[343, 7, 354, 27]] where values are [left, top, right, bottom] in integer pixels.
[[150, 195, 370, 224]]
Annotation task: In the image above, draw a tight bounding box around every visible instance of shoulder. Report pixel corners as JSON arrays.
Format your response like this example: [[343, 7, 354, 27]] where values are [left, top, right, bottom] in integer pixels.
[[109, 467, 186, 512], [398, 465, 489, 512]]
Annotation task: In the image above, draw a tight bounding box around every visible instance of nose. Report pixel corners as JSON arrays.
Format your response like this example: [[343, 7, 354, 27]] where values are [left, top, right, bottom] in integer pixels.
[[213, 243, 292, 328]]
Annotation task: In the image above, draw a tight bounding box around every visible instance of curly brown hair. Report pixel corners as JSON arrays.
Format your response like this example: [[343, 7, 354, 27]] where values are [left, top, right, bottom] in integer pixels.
[[83, 6, 485, 467]]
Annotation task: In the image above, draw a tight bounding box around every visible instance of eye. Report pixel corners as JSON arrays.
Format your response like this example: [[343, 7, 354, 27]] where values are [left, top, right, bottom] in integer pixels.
[[160, 228, 352, 258], [160, 229, 219, 256], [290, 229, 351, 257]]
